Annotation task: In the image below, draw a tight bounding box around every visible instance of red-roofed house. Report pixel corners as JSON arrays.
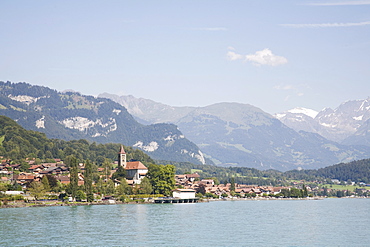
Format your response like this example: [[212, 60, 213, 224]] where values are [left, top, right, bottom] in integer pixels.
[[14, 173, 36, 186], [125, 161, 148, 184], [29, 164, 44, 173], [185, 173, 200, 183]]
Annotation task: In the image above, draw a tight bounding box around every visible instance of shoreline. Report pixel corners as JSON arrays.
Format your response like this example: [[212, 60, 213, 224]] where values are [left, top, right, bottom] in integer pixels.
[[2, 196, 368, 209], [0, 200, 151, 209]]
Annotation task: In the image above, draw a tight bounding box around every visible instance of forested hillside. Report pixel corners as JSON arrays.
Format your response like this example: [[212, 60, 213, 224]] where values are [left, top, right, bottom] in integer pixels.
[[174, 159, 370, 185], [2, 114, 370, 185], [0, 115, 154, 166], [284, 159, 370, 183], [315, 159, 370, 183]]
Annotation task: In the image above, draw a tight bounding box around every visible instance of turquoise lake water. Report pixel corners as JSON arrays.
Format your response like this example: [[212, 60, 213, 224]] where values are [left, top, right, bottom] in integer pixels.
[[1, 198, 370, 246]]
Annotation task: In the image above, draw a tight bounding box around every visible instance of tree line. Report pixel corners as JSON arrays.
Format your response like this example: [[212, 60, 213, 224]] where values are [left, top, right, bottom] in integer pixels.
[[2, 114, 370, 188]]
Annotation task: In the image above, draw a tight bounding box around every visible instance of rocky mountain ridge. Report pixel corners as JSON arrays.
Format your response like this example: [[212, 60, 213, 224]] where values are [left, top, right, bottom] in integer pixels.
[[0, 81, 206, 165]]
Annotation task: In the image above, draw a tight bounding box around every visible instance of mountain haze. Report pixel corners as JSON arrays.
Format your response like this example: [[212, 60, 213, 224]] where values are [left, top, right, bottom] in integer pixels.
[[98, 93, 196, 125], [100, 93, 370, 171]]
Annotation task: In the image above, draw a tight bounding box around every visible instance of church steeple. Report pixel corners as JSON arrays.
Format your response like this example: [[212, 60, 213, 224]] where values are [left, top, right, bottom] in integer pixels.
[[118, 145, 127, 168]]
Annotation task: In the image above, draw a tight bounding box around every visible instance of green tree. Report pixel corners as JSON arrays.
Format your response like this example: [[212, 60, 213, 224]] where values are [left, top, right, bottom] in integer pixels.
[[323, 187, 328, 196], [302, 184, 308, 197], [96, 155, 105, 166], [290, 188, 303, 198], [116, 178, 132, 196], [103, 159, 112, 181], [84, 159, 94, 202], [336, 190, 345, 198], [46, 175, 60, 192], [139, 177, 152, 194], [95, 177, 105, 195], [221, 193, 228, 198], [146, 164, 176, 196], [41, 175, 51, 192], [230, 177, 236, 192], [106, 180, 115, 195], [66, 155, 79, 200], [0, 182, 8, 192], [19, 161, 30, 172], [196, 183, 206, 195], [75, 190, 86, 201], [112, 165, 126, 181], [280, 188, 290, 198], [28, 181, 45, 201], [345, 190, 351, 197]]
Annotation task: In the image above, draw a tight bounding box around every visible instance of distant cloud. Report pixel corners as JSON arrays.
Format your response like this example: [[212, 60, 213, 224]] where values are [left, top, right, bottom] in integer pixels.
[[307, 1, 370, 6], [281, 21, 370, 28], [192, 27, 227, 31], [246, 49, 288, 66], [226, 51, 244, 61], [227, 48, 288, 66]]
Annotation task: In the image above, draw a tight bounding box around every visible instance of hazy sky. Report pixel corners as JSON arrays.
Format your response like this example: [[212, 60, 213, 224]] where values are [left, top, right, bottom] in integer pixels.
[[1, 0, 370, 114]]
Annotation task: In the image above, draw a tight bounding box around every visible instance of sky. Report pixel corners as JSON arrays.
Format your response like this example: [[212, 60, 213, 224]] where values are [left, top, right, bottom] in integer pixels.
[[1, 0, 370, 114]]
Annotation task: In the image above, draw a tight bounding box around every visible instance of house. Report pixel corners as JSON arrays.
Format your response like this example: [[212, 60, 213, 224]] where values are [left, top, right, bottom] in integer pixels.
[[13, 173, 36, 186], [173, 189, 196, 199], [175, 174, 187, 185], [29, 164, 44, 173], [55, 175, 70, 184], [199, 179, 215, 186], [125, 161, 148, 184], [185, 173, 200, 182], [54, 174, 84, 185], [10, 164, 21, 170], [39, 166, 68, 175], [271, 187, 284, 195], [0, 165, 10, 175]]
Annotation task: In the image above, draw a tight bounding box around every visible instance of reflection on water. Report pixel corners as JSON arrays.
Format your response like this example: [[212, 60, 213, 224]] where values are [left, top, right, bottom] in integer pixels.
[[1, 199, 370, 246]]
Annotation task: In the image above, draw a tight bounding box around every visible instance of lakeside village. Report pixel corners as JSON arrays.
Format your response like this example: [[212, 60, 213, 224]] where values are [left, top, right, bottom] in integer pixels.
[[1, 146, 369, 207]]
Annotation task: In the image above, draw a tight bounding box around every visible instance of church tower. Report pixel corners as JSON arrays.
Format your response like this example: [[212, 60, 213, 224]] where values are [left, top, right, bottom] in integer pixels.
[[118, 145, 127, 168]]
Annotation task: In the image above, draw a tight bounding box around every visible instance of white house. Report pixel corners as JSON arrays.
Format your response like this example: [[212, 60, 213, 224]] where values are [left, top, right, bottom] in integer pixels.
[[4, 191, 24, 195], [125, 161, 148, 184], [172, 189, 196, 199]]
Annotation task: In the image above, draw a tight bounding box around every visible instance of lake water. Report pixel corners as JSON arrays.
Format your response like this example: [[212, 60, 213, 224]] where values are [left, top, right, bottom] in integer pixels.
[[1, 198, 370, 246]]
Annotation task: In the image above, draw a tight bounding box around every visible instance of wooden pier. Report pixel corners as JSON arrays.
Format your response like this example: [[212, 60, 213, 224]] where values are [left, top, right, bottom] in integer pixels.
[[154, 197, 199, 204]]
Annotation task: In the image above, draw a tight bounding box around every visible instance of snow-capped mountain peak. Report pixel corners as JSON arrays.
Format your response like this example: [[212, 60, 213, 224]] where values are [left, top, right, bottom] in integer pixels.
[[287, 107, 319, 119]]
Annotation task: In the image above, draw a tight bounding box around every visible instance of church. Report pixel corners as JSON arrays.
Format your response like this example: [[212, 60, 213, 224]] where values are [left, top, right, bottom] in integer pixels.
[[118, 145, 148, 184]]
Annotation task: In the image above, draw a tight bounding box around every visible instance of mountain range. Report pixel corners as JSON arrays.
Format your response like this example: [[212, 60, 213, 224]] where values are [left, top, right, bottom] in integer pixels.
[[1, 81, 370, 171], [0, 81, 206, 165], [275, 99, 370, 146], [99, 93, 370, 171]]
